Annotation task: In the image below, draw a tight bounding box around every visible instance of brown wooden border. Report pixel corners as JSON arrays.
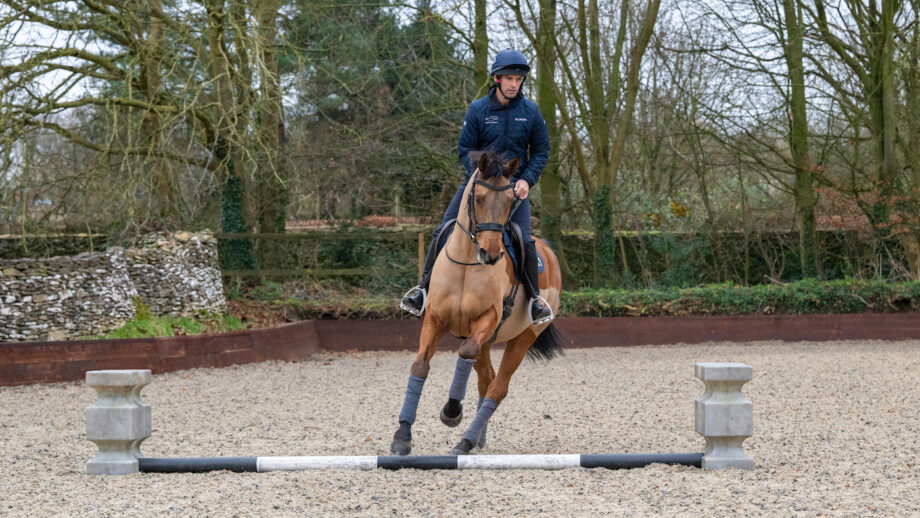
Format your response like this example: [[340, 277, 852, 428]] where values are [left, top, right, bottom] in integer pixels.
[[3, 313, 920, 387]]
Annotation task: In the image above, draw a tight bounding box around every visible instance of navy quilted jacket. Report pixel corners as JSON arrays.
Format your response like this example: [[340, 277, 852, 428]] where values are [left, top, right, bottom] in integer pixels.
[[457, 85, 550, 187]]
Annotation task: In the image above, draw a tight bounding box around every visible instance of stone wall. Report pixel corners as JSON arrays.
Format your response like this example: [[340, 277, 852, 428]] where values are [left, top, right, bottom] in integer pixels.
[[0, 249, 138, 341], [124, 232, 226, 317], [0, 231, 226, 342]]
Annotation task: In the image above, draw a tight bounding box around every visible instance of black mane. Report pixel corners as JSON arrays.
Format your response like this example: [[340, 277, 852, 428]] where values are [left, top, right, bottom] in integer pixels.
[[477, 150, 507, 180]]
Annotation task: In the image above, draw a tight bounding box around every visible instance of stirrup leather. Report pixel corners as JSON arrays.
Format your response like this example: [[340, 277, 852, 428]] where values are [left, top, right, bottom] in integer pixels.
[[529, 295, 554, 325], [400, 286, 427, 316]]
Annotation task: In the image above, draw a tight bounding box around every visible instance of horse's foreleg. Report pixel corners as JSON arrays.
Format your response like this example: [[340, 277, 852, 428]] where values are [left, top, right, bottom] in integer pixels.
[[451, 329, 537, 455], [439, 309, 497, 429], [440, 356, 473, 427], [391, 314, 445, 456]]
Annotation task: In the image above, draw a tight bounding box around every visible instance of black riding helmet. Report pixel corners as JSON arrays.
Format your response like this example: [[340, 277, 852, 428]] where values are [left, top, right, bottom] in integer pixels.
[[490, 49, 530, 79]]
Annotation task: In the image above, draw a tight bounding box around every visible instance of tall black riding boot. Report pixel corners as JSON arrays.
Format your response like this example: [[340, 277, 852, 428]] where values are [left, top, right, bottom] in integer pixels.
[[522, 243, 553, 325], [400, 234, 439, 316]]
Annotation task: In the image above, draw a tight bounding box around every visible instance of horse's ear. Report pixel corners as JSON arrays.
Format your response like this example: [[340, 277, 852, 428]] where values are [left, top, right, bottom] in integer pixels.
[[479, 152, 490, 172], [506, 158, 520, 177], [468, 150, 484, 169]]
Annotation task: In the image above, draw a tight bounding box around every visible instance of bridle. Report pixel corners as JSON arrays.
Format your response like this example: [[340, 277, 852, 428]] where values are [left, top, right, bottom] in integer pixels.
[[447, 178, 521, 267]]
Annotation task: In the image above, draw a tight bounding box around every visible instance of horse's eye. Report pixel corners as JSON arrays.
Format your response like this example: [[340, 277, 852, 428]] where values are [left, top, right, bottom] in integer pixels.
[[476, 196, 484, 204]]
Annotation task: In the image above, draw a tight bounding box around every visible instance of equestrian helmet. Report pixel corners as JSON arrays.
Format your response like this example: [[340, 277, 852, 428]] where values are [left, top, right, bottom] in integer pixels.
[[490, 49, 531, 77]]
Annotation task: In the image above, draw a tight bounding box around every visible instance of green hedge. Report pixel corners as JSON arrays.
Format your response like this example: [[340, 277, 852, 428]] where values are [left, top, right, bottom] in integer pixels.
[[562, 279, 920, 317], [281, 279, 920, 319]]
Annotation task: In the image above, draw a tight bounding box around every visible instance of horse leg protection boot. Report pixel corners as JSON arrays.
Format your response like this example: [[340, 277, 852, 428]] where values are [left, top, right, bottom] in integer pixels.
[[523, 243, 553, 325]]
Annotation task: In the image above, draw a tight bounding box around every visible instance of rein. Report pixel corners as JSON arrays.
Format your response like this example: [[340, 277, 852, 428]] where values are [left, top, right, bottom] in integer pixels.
[[447, 179, 518, 267]]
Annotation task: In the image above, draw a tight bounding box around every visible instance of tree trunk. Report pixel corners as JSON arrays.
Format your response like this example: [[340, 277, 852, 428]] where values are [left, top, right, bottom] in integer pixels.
[[217, 138, 257, 270], [606, 0, 660, 205], [871, 0, 919, 276], [255, 0, 288, 235], [473, 0, 489, 96], [140, 0, 179, 225], [229, 0, 257, 232], [782, 0, 819, 278], [536, 0, 573, 281], [600, 0, 660, 283], [206, 0, 256, 269], [905, 3, 920, 186]]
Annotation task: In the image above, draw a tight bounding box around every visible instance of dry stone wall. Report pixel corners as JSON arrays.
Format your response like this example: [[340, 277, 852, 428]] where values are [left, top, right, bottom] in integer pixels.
[[0, 250, 138, 341], [0, 231, 226, 342], [124, 232, 226, 317]]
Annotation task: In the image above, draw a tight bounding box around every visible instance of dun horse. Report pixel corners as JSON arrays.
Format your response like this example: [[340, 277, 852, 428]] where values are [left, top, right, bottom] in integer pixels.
[[391, 151, 564, 456]]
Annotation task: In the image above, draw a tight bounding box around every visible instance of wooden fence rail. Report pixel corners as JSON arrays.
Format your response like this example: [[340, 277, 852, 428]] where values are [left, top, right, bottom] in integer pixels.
[[216, 231, 431, 280]]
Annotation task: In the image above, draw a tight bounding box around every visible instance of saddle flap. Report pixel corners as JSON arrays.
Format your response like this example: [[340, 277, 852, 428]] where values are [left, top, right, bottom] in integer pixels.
[[503, 223, 543, 276], [506, 222, 526, 280]]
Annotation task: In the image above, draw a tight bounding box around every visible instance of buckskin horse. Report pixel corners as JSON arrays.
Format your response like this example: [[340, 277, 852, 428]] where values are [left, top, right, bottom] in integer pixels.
[[391, 151, 564, 456]]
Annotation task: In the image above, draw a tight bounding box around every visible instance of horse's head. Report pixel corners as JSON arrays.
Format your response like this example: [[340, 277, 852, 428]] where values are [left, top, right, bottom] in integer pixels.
[[467, 151, 520, 266]]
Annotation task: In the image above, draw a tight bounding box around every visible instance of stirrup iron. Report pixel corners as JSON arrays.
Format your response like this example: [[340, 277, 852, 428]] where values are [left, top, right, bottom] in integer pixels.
[[400, 286, 427, 316], [529, 295, 554, 325]]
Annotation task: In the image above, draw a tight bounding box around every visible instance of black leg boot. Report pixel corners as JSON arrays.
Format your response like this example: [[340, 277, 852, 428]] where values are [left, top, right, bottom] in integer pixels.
[[400, 234, 439, 316], [522, 243, 553, 325]]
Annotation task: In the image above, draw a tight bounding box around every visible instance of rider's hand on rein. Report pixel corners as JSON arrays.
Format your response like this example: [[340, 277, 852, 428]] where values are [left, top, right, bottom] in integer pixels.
[[514, 179, 529, 200]]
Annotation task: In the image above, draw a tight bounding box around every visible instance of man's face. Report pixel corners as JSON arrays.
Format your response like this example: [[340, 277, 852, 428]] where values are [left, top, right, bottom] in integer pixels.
[[496, 74, 524, 98]]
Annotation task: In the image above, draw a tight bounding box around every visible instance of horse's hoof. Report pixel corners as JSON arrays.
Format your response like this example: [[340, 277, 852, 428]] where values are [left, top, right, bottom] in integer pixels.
[[391, 421, 412, 455], [450, 438, 474, 456], [440, 399, 463, 427], [390, 438, 412, 456]]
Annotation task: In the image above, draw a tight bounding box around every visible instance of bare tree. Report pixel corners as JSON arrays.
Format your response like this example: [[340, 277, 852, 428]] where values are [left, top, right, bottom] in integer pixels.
[[506, 0, 661, 284], [804, 0, 920, 277], [0, 1, 307, 267]]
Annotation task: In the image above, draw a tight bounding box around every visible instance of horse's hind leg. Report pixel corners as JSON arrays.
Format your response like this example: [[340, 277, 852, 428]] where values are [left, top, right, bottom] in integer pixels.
[[391, 315, 445, 456], [472, 344, 495, 449], [450, 330, 536, 455]]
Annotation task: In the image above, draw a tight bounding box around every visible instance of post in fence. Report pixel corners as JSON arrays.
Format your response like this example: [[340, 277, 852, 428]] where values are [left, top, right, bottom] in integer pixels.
[[418, 232, 424, 280]]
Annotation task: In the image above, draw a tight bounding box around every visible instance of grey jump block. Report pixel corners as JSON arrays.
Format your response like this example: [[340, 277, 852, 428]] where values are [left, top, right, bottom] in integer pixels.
[[85, 369, 152, 475], [695, 362, 754, 470]]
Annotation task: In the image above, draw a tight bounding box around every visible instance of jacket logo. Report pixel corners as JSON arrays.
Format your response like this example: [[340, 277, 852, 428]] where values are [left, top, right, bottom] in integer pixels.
[[515, 117, 528, 121], [484, 115, 499, 124]]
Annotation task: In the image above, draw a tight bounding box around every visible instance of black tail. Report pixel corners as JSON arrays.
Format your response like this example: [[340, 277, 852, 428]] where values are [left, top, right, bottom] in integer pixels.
[[526, 323, 566, 361]]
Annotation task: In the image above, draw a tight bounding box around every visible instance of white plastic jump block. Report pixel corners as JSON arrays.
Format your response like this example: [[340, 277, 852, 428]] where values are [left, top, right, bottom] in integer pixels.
[[694, 362, 754, 470], [85, 370, 152, 475]]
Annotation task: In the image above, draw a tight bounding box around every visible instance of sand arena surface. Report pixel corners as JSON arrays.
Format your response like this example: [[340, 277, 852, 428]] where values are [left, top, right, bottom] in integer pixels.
[[1, 340, 918, 516]]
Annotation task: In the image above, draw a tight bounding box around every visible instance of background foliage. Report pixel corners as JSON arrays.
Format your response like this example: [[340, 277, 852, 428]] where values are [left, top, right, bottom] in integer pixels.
[[3, 0, 920, 293]]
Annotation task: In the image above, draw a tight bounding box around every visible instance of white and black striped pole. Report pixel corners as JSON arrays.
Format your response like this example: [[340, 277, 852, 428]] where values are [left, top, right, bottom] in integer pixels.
[[85, 363, 752, 474], [137, 453, 704, 473]]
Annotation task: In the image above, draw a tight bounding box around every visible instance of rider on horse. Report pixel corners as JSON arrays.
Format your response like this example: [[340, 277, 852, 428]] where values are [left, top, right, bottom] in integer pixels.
[[401, 49, 553, 325]]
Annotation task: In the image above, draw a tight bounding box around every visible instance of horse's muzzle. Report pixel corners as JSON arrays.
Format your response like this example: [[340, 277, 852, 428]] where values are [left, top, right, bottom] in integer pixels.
[[477, 249, 504, 266]]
